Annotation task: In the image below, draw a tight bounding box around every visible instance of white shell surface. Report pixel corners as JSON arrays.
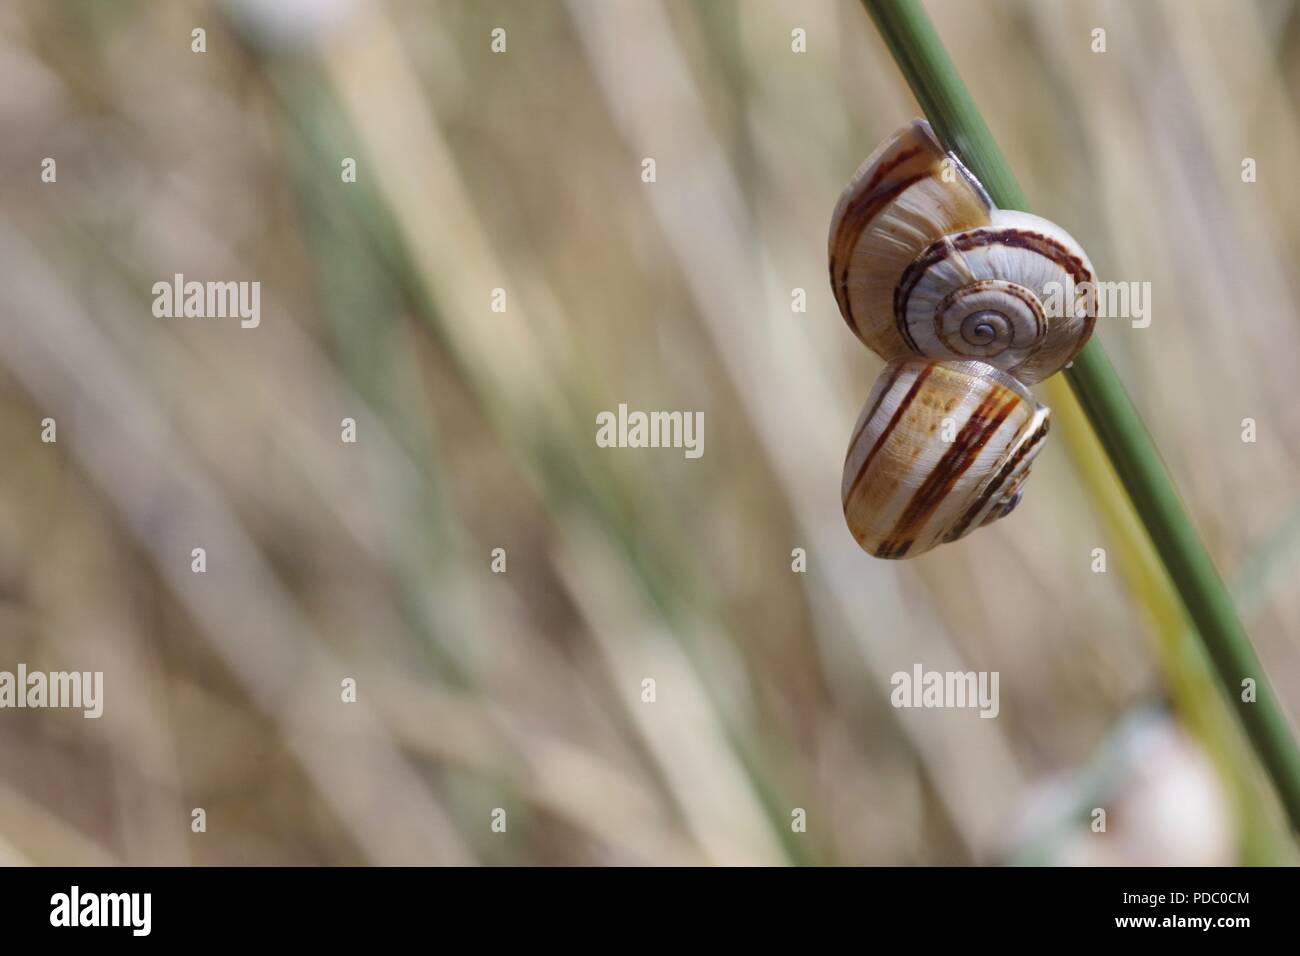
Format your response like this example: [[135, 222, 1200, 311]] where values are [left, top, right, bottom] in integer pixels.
[[828, 119, 993, 358]]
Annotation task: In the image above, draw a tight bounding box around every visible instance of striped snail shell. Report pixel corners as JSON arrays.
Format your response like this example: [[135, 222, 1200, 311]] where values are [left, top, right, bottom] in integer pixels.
[[842, 359, 1050, 559], [828, 118, 1096, 385], [830, 119, 1095, 558]]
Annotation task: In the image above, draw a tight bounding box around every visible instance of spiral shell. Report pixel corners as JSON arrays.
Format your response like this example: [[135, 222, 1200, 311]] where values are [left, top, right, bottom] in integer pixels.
[[828, 119, 1096, 384], [842, 358, 1050, 559]]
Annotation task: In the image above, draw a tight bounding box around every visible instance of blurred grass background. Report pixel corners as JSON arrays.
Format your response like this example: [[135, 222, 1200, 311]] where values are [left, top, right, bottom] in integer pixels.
[[0, 0, 1297, 865]]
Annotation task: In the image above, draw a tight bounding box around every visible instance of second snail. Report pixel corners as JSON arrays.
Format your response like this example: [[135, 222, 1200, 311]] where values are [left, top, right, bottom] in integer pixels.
[[829, 119, 1098, 559]]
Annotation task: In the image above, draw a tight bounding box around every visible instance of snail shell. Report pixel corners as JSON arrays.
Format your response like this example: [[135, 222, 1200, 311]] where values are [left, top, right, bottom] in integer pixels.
[[828, 119, 1096, 385], [842, 358, 1050, 559]]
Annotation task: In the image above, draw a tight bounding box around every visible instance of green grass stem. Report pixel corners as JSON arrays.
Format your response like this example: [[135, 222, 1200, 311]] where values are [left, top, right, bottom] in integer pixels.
[[862, 0, 1300, 833]]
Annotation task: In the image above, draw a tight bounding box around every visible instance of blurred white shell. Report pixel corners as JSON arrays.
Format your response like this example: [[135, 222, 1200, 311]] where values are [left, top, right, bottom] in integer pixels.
[[1008, 710, 1236, 867], [829, 119, 1096, 385], [223, 0, 360, 50], [842, 358, 1050, 559]]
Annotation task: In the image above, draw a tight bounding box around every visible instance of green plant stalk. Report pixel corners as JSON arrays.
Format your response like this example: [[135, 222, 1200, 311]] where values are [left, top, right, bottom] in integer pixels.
[[862, 0, 1300, 832]]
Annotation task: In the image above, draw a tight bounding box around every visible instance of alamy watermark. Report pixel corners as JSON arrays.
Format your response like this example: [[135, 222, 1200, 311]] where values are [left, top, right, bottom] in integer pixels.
[[1043, 276, 1151, 329], [595, 404, 704, 459], [152, 273, 260, 328], [0, 665, 103, 718], [50, 886, 150, 936], [891, 664, 999, 718]]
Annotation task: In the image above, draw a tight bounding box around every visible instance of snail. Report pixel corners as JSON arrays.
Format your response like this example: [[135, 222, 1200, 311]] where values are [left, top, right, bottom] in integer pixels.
[[842, 358, 1050, 559], [829, 119, 1096, 558]]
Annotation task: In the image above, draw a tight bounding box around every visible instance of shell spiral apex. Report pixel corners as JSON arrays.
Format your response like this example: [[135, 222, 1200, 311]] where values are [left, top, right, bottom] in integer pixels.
[[830, 119, 1095, 558]]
